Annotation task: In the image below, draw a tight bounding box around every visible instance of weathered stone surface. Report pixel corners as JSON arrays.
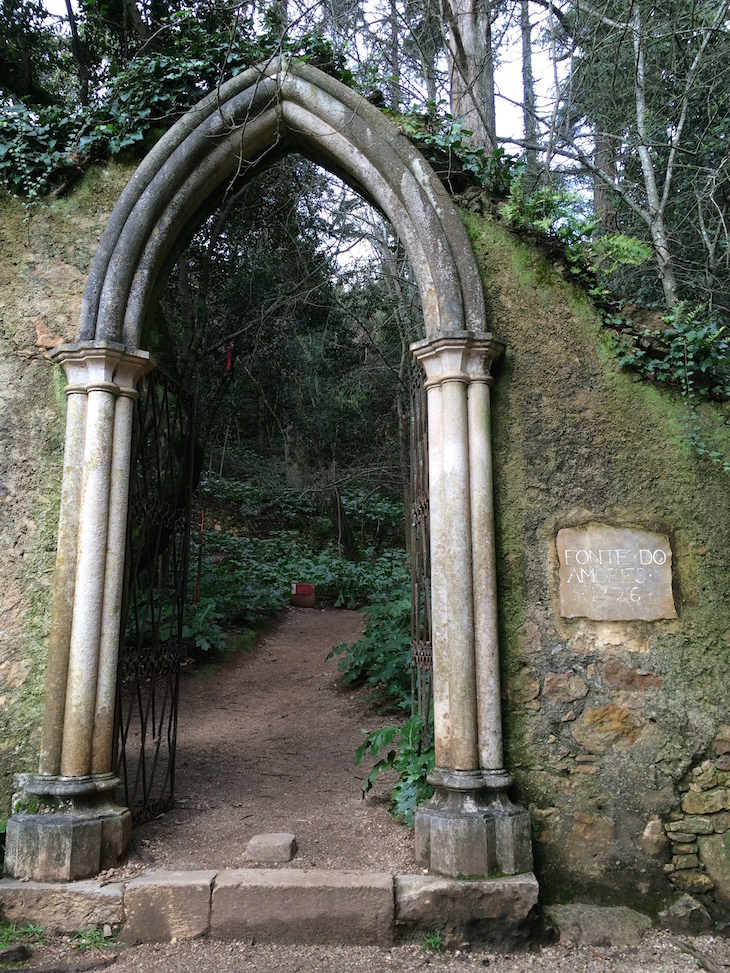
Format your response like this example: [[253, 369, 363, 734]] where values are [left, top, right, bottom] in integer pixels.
[[717, 755, 730, 771], [669, 871, 715, 894], [667, 833, 696, 844], [671, 843, 697, 855], [682, 788, 729, 815], [506, 667, 540, 704], [713, 813, 730, 833], [395, 874, 538, 946], [669, 816, 714, 835], [556, 525, 677, 621], [570, 705, 645, 753], [660, 894, 713, 933], [396, 873, 537, 920], [697, 832, 730, 904], [712, 726, 730, 755], [602, 658, 662, 691], [210, 869, 394, 945], [121, 870, 216, 943], [0, 659, 32, 690], [692, 767, 718, 789], [0, 878, 123, 933], [565, 812, 615, 861], [516, 620, 542, 655], [673, 854, 699, 869], [543, 672, 588, 704], [544, 904, 652, 946], [245, 833, 297, 863], [640, 816, 668, 856], [4, 776, 131, 883], [415, 786, 533, 879]]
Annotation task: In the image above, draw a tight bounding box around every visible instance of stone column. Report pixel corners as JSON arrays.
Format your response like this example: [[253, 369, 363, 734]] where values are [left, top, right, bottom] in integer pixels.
[[411, 332, 533, 879], [5, 341, 153, 883]]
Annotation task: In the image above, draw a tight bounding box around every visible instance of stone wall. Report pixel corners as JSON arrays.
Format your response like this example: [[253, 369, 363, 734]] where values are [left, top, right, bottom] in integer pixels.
[[465, 198, 730, 918], [1, 167, 730, 919], [663, 728, 730, 902], [0, 164, 135, 813]]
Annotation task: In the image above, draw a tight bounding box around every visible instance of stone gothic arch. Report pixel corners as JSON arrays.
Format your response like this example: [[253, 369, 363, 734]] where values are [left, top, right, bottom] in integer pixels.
[[5, 58, 533, 886]]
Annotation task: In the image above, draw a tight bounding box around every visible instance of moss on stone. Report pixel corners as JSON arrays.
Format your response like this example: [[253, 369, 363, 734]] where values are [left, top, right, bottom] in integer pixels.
[[0, 166, 135, 811], [461, 198, 730, 909]]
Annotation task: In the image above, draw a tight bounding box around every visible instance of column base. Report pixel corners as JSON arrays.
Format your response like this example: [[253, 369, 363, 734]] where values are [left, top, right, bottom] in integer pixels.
[[4, 773, 131, 882], [415, 768, 533, 879]]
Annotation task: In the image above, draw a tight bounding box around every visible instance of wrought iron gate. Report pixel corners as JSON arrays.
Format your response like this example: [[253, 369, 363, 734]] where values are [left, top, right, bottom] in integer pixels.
[[114, 369, 196, 824], [410, 367, 432, 745]]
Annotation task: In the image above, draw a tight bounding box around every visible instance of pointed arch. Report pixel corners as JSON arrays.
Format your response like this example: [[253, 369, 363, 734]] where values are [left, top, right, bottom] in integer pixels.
[[78, 57, 486, 348], [5, 56, 534, 889]]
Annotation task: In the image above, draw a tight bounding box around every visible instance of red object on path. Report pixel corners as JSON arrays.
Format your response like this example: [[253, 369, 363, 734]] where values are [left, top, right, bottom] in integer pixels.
[[290, 583, 315, 608]]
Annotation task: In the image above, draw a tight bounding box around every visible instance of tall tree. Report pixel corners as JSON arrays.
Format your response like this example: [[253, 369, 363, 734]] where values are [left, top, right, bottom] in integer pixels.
[[534, 0, 730, 311], [439, 0, 498, 150]]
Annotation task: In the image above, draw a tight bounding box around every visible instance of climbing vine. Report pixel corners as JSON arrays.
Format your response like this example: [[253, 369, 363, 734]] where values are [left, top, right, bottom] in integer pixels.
[[609, 304, 730, 472]]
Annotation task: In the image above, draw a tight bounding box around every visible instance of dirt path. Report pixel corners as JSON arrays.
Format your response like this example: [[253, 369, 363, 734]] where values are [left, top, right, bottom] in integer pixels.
[[116, 606, 416, 876]]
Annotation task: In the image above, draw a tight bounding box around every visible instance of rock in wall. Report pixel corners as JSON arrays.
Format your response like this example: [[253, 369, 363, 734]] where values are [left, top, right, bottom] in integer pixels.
[[0, 164, 135, 813], [464, 198, 730, 917]]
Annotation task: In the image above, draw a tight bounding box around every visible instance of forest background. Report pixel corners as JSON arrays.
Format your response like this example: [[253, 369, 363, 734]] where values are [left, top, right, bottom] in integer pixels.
[[1, 0, 730, 823]]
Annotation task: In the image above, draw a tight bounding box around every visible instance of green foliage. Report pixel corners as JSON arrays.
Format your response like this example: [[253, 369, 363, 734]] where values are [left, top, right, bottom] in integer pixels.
[[201, 476, 403, 549], [354, 713, 434, 826], [0, 922, 45, 948], [72, 926, 109, 951], [502, 177, 654, 279], [610, 303, 730, 471], [422, 930, 444, 953], [189, 530, 409, 653], [502, 176, 597, 263], [328, 586, 412, 708], [331, 573, 434, 825], [0, 102, 76, 200], [397, 106, 521, 195], [612, 305, 730, 400], [589, 234, 653, 276], [504, 181, 729, 472], [0, 13, 353, 199], [181, 597, 228, 654]]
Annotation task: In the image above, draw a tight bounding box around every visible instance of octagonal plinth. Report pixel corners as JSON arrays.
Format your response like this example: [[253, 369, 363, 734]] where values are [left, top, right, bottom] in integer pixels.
[[4, 774, 131, 882], [415, 770, 533, 879]]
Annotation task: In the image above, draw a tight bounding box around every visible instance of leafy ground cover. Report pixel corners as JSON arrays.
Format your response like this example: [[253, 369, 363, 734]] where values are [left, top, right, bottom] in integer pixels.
[[187, 530, 409, 653], [328, 583, 435, 825]]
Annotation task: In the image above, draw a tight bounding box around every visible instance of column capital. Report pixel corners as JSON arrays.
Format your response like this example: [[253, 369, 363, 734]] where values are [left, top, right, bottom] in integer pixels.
[[410, 331, 506, 388], [50, 341, 155, 394]]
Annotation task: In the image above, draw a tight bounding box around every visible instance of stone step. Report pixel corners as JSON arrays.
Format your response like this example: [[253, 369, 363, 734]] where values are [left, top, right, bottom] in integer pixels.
[[211, 868, 394, 945], [0, 869, 540, 947]]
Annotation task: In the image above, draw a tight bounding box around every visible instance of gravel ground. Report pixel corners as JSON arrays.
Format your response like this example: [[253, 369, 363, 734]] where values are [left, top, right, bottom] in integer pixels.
[[8, 930, 730, 972]]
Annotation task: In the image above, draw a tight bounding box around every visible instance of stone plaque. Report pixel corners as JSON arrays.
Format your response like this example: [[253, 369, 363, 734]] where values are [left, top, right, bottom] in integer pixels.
[[557, 525, 677, 621]]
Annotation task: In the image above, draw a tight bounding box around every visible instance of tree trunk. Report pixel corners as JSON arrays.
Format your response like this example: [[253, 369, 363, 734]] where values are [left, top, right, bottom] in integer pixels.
[[441, 0, 497, 151], [388, 0, 401, 109], [521, 0, 538, 173], [63, 0, 91, 104], [593, 130, 618, 232], [631, 4, 679, 307]]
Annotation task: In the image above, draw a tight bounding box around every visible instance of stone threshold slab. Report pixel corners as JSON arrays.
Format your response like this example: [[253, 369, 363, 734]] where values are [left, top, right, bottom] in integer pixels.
[[0, 869, 539, 946]]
